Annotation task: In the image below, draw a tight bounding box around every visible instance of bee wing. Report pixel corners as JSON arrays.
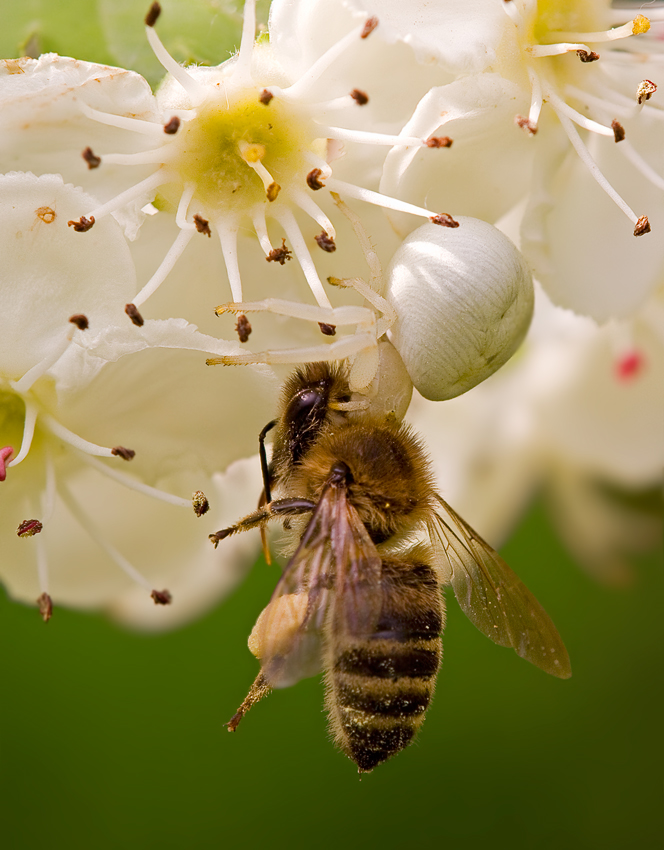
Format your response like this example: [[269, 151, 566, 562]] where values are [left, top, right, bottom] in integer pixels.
[[258, 482, 383, 689], [429, 495, 571, 679]]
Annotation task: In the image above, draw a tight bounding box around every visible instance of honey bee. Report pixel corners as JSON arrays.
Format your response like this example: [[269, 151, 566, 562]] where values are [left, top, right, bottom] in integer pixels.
[[211, 361, 571, 773]]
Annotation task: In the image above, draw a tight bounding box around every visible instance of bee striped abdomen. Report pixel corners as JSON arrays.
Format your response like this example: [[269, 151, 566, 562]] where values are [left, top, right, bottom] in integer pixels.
[[325, 557, 444, 773]]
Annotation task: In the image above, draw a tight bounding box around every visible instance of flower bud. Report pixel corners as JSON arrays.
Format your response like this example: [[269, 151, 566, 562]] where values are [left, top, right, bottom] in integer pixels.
[[386, 218, 534, 400]]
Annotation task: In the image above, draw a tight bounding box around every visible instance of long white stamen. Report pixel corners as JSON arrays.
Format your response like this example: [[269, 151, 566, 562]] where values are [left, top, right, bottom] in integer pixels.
[[528, 66, 544, 126], [272, 207, 333, 309], [175, 184, 197, 230], [235, 0, 257, 84], [41, 414, 118, 458], [331, 193, 382, 289], [553, 107, 641, 225], [619, 140, 664, 191], [546, 88, 614, 137], [11, 326, 76, 394], [7, 399, 38, 467], [133, 228, 195, 308], [41, 453, 57, 526], [209, 332, 375, 366], [540, 18, 650, 44], [501, 0, 523, 26], [35, 532, 49, 595], [282, 22, 368, 100], [319, 126, 424, 147], [327, 177, 438, 221], [304, 151, 333, 178], [252, 209, 274, 255], [86, 169, 172, 220], [291, 190, 336, 239], [100, 148, 174, 166], [565, 83, 631, 120], [216, 299, 372, 327], [528, 42, 591, 58], [145, 23, 206, 105], [217, 223, 243, 303], [58, 481, 154, 591], [81, 453, 193, 510], [314, 95, 361, 112], [77, 101, 165, 137]]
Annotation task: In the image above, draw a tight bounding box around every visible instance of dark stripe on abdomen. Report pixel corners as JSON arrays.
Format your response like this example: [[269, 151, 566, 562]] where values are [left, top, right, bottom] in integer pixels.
[[337, 683, 431, 718], [335, 644, 440, 679]]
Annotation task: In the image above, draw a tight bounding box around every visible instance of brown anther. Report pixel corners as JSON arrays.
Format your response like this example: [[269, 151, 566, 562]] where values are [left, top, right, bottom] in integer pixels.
[[192, 491, 210, 517], [151, 589, 172, 605], [111, 446, 136, 461], [350, 89, 369, 106], [611, 119, 625, 143], [82, 147, 102, 169], [163, 116, 180, 134], [425, 136, 453, 148], [636, 80, 656, 105], [634, 215, 651, 237], [577, 49, 600, 63], [318, 323, 336, 336], [315, 231, 336, 253], [36, 206, 56, 223], [235, 313, 252, 343], [69, 314, 89, 330], [361, 16, 378, 38], [194, 214, 211, 236], [259, 89, 274, 105], [266, 182, 281, 202], [306, 168, 325, 190], [37, 592, 53, 623], [17, 519, 43, 538], [145, 2, 161, 27], [67, 216, 95, 232], [515, 115, 538, 135], [430, 213, 459, 228], [125, 303, 145, 327], [266, 239, 292, 265]]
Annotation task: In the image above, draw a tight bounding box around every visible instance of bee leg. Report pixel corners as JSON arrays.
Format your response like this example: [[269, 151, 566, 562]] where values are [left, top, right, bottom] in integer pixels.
[[209, 498, 316, 547], [227, 671, 271, 732]]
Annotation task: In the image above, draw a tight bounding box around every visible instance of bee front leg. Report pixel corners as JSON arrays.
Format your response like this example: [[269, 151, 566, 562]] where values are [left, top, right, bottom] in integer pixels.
[[227, 671, 271, 732], [209, 498, 316, 547]]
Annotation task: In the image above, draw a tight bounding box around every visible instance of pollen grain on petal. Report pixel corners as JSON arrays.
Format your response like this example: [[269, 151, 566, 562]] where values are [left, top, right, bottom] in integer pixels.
[[67, 216, 95, 232], [350, 89, 369, 106], [318, 323, 336, 336], [192, 491, 210, 517], [37, 592, 53, 622], [430, 213, 460, 228], [576, 50, 599, 63], [426, 136, 453, 148], [315, 231, 336, 252], [82, 147, 102, 169], [266, 239, 292, 265], [125, 303, 145, 327], [17, 518, 43, 537], [259, 89, 274, 105], [361, 16, 378, 39], [151, 589, 172, 605], [69, 314, 89, 330], [111, 446, 136, 461], [235, 313, 252, 342], [163, 116, 180, 134], [194, 214, 212, 236], [36, 206, 56, 224]]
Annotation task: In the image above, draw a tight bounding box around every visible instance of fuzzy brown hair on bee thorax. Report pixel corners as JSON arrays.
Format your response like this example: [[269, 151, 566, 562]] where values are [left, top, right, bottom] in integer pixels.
[[290, 419, 436, 545]]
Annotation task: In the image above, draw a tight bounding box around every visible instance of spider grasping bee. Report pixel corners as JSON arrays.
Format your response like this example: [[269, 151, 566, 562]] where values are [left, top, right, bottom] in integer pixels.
[[211, 358, 571, 773]]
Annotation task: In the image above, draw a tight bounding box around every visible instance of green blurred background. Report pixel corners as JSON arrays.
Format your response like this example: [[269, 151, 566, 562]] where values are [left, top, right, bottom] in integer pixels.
[[1, 2, 662, 847], [1, 502, 662, 850]]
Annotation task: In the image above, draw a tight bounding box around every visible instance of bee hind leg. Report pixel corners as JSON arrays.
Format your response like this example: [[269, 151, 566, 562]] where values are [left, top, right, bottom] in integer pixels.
[[227, 671, 272, 732], [209, 497, 316, 547]]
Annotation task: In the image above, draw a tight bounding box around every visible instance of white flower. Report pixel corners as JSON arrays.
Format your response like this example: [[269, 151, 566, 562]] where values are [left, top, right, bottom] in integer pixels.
[[363, 0, 664, 322], [0, 171, 277, 623]]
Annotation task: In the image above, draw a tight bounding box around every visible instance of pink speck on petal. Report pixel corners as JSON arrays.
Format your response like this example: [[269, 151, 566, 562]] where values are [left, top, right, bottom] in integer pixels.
[[0, 446, 14, 482], [615, 351, 644, 382]]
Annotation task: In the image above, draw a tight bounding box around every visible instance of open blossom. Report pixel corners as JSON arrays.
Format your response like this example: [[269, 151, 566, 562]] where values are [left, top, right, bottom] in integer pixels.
[[0, 171, 277, 624]]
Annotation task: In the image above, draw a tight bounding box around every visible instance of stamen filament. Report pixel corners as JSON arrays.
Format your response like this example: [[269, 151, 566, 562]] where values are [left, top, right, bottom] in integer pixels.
[[553, 107, 641, 226], [217, 223, 243, 303], [41, 453, 57, 526], [235, 0, 257, 84], [541, 18, 650, 44], [528, 66, 544, 126], [145, 24, 206, 105], [81, 453, 194, 509], [101, 148, 174, 166], [86, 169, 172, 221], [77, 101, 165, 136], [327, 178, 437, 221], [304, 152, 332, 178], [41, 414, 118, 458], [528, 43, 591, 57], [319, 126, 424, 147], [215, 299, 372, 327], [282, 22, 369, 100], [291, 190, 336, 239], [272, 207, 333, 309], [208, 331, 375, 366], [7, 399, 38, 467], [58, 482, 154, 590], [252, 210, 274, 255], [619, 140, 664, 191], [133, 228, 195, 307], [35, 532, 49, 595], [175, 183, 197, 230], [546, 88, 614, 137], [11, 326, 76, 394]]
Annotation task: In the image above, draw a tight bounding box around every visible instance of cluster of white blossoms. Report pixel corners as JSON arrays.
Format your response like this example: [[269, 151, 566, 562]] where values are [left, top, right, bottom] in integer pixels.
[[1, 0, 662, 627]]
